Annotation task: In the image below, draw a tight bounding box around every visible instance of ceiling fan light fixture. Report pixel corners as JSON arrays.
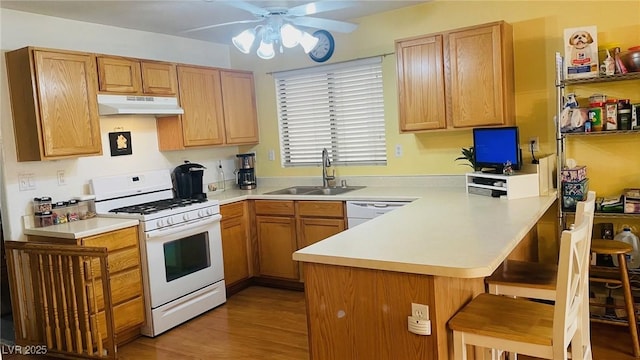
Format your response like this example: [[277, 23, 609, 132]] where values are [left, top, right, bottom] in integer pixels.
[[232, 28, 256, 54], [256, 40, 275, 59], [299, 31, 319, 54], [280, 23, 301, 48]]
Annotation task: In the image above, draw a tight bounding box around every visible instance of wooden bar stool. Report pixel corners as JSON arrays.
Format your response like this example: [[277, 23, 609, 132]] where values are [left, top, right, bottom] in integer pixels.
[[590, 239, 640, 358]]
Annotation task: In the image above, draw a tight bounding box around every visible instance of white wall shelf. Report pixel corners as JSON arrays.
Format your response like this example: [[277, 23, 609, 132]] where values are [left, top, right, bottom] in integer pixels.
[[465, 172, 539, 200]]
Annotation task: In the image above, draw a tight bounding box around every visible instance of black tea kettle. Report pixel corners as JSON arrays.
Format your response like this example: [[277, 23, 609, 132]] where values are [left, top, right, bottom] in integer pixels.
[[172, 161, 207, 200]]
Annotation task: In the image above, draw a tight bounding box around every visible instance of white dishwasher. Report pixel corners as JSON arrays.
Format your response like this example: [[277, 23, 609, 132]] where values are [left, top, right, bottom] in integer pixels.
[[346, 201, 411, 228]]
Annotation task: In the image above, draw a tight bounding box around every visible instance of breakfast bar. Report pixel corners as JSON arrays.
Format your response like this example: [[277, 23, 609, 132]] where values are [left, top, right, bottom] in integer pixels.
[[293, 188, 558, 360]]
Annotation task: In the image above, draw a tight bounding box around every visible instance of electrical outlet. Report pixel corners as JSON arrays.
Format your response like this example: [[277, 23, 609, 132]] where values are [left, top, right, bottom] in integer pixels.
[[529, 137, 540, 152], [411, 303, 429, 320], [268, 149, 275, 161], [57, 170, 66, 186], [395, 144, 403, 157]]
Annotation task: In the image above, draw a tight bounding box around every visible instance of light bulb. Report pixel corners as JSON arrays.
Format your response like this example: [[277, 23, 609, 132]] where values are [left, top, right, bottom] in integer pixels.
[[280, 23, 301, 48], [257, 40, 275, 59], [299, 31, 319, 53], [232, 28, 256, 54]]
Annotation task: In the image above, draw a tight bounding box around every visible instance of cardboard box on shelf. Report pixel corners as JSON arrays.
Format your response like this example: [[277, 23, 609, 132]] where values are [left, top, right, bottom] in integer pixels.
[[564, 26, 599, 79], [561, 165, 587, 182]]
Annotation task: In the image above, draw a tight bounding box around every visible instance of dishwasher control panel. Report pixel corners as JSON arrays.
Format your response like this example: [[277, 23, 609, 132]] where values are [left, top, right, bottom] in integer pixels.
[[346, 201, 411, 228]]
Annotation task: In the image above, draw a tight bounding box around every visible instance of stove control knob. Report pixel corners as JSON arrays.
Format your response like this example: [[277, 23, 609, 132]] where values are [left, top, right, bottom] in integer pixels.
[[167, 217, 174, 225], [198, 210, 205, 218], [183, 213, 190, 221], [157, 219, 165, 228], [206, 208, 214, 215]]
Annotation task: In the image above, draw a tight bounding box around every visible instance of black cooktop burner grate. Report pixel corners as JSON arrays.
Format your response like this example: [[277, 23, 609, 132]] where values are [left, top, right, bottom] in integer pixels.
[[109, 198, 208, 215]]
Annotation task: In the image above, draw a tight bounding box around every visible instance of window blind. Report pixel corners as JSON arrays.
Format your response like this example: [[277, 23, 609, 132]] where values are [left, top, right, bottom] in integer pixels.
[[274, 57, 387, 167]]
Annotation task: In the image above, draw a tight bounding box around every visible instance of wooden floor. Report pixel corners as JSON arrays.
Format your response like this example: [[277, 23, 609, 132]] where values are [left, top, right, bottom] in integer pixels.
[[5, 286, 636, 359]]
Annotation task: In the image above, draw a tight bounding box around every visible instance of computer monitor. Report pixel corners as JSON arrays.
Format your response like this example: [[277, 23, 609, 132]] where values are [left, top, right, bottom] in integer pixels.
[[472, 126, 521, 174]]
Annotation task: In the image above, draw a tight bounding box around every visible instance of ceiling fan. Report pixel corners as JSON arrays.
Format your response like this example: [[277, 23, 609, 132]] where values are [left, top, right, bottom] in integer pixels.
[[183, 1, 358, 59]]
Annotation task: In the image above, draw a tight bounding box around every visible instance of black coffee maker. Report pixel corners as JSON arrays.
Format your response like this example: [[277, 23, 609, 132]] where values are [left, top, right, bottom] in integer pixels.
[[236, 153, 256, 190], [172, 161, 207, 200]]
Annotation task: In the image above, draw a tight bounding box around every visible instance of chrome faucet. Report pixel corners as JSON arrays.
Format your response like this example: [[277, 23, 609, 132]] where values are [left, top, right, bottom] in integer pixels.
[[322, 148, 335, 188]]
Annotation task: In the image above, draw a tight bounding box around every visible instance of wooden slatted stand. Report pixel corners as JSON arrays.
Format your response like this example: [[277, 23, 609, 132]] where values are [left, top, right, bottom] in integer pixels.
[[5, 241, 117, 359]]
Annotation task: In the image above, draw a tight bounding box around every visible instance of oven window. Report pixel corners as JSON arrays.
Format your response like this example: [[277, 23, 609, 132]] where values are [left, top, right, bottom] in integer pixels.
[[163, 232, 211, 282]]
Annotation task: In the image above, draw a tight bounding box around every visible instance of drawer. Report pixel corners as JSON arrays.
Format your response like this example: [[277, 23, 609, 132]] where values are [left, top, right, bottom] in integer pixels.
[[255, 200, 295, 216], [221, 201, 245, 219], [97, 296, 145, 337], [85, 245, 140, 279], [297, 201, 344, 218], [89, 266, 143, 308], [81, 226, 138, 251]]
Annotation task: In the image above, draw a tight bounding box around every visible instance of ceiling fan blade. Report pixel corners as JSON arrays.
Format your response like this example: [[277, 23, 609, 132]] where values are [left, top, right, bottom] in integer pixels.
[[288, 1, 354, 17], [182, 19, 264, 33], [290, 17, 358, 33], [218, 0, 270, 17]]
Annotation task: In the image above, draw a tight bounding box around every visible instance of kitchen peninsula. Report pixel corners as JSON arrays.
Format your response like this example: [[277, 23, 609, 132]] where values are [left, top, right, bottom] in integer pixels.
[[292, 187, 557, 360]]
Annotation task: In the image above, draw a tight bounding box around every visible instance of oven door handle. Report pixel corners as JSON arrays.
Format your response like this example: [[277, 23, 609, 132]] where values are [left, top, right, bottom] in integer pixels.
[[146, 214, 222, 239]]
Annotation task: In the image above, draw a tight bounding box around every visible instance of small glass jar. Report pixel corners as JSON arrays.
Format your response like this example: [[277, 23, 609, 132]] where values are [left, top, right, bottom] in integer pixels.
[[33, 197, 52, 213], [67, 199, 80, 222], [52, 201, 69, 224], [35, 211, 53, 227], [74, 195, 96, 220]]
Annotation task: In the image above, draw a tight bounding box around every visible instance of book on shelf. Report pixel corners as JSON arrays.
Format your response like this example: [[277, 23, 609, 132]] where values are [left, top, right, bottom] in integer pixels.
[[597, 195, 624, 213], [624, 188, 640, 214]]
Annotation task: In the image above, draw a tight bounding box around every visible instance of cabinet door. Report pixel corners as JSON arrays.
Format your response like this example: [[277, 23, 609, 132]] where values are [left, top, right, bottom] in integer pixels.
[[97, 56, 143, 93], [448, 23, 514, 128], [256, 216, 298, 279], [177, 66, 225, 146], [141, 61, 178, 95], [34, 50, 102, 157], [396, 35, 446, 131], [221, 209, 251, 286], [221, 70, 259, 144], [298, 218, 345, 249]]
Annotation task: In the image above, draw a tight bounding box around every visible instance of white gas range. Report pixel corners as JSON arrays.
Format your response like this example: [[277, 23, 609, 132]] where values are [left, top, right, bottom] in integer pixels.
[[90, 169, 226, 337]]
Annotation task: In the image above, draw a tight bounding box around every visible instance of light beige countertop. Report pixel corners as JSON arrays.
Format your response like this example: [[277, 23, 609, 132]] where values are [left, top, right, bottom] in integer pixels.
[[291, 187, 557, 279], [23, 217, 139, 239], [207, 179, 557, 279]]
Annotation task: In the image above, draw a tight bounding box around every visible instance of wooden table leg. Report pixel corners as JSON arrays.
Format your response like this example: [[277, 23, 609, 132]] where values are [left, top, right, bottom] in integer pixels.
[[618, 254, 640, 358]]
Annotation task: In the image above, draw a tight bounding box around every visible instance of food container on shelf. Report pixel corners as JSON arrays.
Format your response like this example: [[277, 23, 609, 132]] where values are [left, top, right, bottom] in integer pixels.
[[52, 201, 69, 225], [620, 46, 640, 73], [73, 195, 96, 220], [34, 211, 53, 227], [588, 102, 605, 131], [33, 197, 52, 213], [67, 199, 80, 222]]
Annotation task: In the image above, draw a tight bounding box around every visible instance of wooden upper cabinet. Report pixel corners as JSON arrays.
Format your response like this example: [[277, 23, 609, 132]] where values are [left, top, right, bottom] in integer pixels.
[[396, 35, 446, 131], [141, 61, 178, 95], [5, 47, 102, 161], [448, 22, 514, 128], [157, 67, 259, 151], [177, 65, 226, 147], [97, 56, 177, 96], [221, 70, 259, 144], [395, 21, 514, 132]]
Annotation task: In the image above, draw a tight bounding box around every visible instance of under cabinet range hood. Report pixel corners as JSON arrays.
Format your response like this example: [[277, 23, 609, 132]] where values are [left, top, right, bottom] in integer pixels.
[[97, 94, 184, 116]]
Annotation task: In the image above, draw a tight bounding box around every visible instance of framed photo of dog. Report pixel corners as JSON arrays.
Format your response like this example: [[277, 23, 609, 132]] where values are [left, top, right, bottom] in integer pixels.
[[564, 26, 599, 79]]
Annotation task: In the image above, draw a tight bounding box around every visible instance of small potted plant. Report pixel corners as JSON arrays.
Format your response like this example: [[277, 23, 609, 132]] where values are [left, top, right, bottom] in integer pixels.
[[455, 146, 479, 171]]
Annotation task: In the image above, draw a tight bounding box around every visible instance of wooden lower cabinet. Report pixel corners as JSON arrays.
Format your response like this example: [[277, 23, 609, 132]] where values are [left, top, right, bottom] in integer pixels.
[[30, 226, 145, 345], [220, 202, 252, 289], [81, 226, 144, 344], [253, 200, 346, 282], [256, 215, 298, 280]]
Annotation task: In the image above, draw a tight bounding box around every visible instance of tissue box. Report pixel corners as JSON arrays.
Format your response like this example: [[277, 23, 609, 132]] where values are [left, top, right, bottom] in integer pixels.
[[564, 26, 599, 79], [561, 166, 587, 182], [562, 179, 589, 210]]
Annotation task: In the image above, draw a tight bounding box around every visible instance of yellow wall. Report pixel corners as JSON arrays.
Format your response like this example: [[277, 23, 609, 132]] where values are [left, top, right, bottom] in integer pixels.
[[231, 1, 640, 196]]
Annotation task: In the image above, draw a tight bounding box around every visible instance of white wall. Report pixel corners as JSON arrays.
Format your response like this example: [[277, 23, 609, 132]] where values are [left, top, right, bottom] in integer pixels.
[[0, 9, 240, 241]]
